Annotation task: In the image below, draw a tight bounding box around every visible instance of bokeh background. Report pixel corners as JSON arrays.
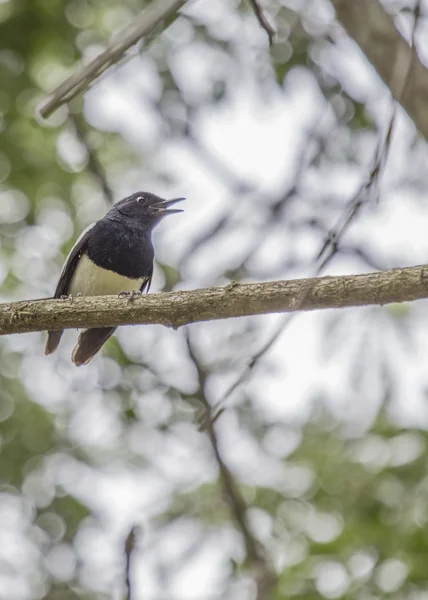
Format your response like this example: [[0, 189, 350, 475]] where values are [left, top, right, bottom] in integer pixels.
[[2, 0, 428, 598]]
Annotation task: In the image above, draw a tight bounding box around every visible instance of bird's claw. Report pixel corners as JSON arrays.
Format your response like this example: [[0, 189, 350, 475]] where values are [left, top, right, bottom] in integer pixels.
[[118, 290, 142, 303], [60, 294, 74, 302]]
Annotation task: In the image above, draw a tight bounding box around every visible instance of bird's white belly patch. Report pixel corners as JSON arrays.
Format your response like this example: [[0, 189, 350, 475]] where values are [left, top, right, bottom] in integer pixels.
[[69, 254, 143, 296]]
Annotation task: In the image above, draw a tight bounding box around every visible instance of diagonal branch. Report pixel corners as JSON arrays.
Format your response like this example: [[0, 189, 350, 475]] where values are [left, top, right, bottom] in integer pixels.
[[185, 332, 274, 598], [332, 0, 428, 140], [185, 332, 263, 563], [1, 264, 428, 336], [38, 0, 186, 119]]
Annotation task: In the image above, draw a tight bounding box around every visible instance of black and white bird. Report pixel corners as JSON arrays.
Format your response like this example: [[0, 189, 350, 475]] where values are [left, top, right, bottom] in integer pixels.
[[45, 191, 184, 366]]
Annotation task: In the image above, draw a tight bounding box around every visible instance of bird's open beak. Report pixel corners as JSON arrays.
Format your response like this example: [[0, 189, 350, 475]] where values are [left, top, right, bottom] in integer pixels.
[[155, 197, 185, 215]]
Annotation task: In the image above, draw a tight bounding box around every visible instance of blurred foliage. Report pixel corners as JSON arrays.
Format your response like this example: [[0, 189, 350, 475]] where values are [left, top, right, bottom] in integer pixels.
[[1, 0, 428, 599], [268, 408, 428, 598]]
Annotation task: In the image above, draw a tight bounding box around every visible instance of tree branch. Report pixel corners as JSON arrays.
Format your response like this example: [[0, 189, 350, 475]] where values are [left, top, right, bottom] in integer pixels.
[[38, 0, 186, 119], [332, 0, 428, 140], [1, 265, 428, 336]]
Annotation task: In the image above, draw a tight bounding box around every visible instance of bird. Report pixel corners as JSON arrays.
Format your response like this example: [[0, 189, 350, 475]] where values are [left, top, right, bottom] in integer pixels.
[[45, 191, 185, 366]]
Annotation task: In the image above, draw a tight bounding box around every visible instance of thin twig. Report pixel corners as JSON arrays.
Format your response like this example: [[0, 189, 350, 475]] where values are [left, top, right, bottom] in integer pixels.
[[124, 526, 139, 600], [248, 0, 276, 46], [180, 119, 319, 269], [316, 115, 394, 270], [212, 126, 392, 414], [188, 127, 256, 196], [185, 332, 274, 598], [315, 0, 420, 271], [37, 0, 187, 119], [186, 332, 261, 562]]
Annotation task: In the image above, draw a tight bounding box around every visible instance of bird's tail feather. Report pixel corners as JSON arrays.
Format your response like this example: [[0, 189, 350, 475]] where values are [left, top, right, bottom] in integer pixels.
[[45, 330, 64, 355], [71, 327, 116, 366]]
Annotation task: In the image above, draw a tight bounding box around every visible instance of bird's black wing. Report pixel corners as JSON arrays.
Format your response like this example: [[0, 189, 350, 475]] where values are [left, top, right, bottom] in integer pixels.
[[53, 224, 94, 299], [45, 224, 94, 355], [140, 266, 153, 293]]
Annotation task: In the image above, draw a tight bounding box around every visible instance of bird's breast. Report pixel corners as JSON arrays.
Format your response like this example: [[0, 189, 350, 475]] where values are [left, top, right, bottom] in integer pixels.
[[86, 219, 154, 278], [69, 254, 144, 296]]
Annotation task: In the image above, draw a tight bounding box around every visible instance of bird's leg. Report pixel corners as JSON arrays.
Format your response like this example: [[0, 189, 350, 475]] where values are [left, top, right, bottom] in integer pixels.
[[60, 294, 74, 302]]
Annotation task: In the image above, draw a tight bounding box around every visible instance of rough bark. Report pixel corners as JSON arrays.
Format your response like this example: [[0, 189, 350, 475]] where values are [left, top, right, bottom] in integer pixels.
[[1, 264, 427, 336]]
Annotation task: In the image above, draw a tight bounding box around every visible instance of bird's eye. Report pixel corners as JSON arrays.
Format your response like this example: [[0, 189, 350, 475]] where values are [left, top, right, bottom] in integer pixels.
[[137, 195, 145, 203]]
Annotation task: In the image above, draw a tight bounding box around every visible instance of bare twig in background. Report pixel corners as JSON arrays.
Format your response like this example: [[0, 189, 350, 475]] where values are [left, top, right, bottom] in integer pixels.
[[2, 264, 428, 335], [187, 126, 256, 196], [38, 0, 187, 119], [186, 333, 261, 562], [315, 0, 423, 268], [185, 332, 275, 599], [332, 0, 428, 140], [316, 116, 394, 270], [124, 526, 139, 600], [315, 0, 420, 271], [177, 123, 259, 266], [248, 0, 276, 46], [316, 0, 420, 269], [69, 113, 114, 205], [180, 120, 317, 268]]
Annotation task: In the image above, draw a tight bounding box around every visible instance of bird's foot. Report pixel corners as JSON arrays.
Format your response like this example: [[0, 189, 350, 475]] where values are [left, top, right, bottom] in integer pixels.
[[60, 294, 74, 302], [118, 290, 142, 303]]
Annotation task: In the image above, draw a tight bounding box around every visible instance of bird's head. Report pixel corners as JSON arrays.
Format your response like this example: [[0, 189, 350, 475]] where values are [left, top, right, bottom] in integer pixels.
[[114, 192, 185, 226]]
